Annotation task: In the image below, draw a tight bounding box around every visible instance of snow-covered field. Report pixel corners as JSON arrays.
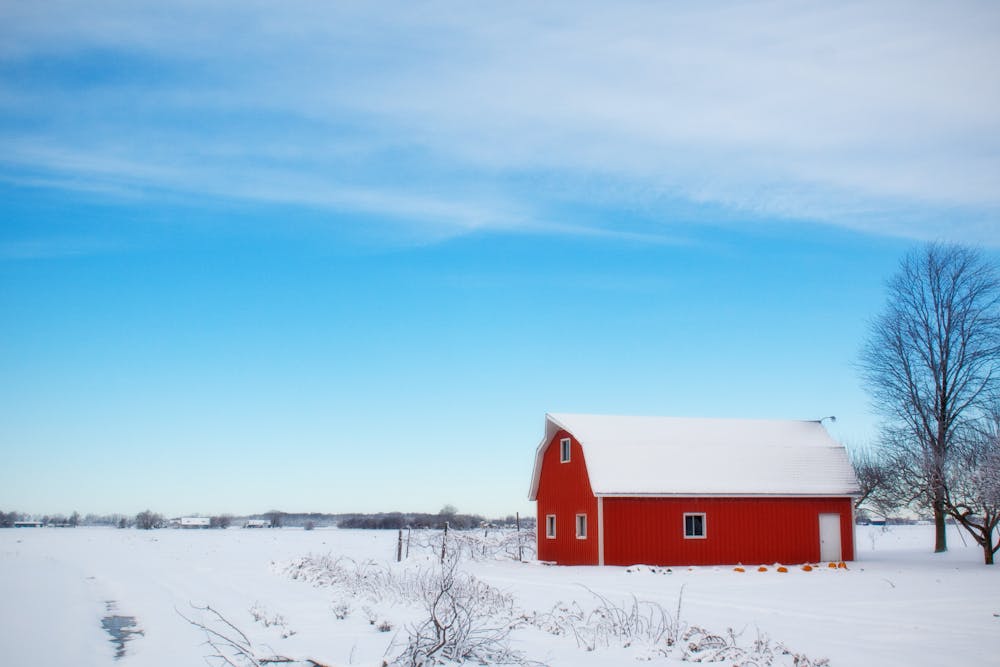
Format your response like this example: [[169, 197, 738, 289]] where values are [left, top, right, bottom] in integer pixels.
[[1, 525, 997, 667]]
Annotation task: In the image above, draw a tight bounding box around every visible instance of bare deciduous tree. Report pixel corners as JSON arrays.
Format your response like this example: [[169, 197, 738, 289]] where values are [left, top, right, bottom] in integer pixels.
[[135, 510, 164, 530], [860, 243, 1000, 552], [943, 412, 1000, 564], [0, 511, 24, 528]]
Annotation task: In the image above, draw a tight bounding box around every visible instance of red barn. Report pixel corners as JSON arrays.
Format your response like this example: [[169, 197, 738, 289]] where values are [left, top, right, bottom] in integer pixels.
[[529, 413, 861, 566]]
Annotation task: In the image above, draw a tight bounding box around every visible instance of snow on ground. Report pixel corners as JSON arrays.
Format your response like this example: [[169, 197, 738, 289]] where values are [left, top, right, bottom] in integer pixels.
[[0, 525, 998, 667]]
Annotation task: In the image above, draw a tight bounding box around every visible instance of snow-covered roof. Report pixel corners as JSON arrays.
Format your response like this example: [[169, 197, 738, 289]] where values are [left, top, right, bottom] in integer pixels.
[[528, 413, 861, 500]]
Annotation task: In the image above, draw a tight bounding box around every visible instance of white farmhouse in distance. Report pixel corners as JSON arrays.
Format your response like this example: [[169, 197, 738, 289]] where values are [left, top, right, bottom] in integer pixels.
[[179, 517, 211, 528]]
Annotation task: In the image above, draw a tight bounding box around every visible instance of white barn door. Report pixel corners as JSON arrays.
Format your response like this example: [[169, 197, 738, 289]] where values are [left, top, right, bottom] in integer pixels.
[[819, 513, 842, 562]]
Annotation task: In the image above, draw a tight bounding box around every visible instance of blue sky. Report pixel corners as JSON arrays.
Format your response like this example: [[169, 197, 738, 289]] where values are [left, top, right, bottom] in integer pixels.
[[1, 1, 998, 518]]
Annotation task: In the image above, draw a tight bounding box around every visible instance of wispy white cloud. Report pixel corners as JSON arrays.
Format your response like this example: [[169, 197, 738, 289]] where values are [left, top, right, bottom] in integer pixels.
[[1, 1, 998, 244]]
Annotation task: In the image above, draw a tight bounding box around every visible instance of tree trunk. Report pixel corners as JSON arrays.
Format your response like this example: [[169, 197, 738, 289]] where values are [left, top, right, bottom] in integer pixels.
[[986, 518, 997, 565], [933, 493, 948, 553]]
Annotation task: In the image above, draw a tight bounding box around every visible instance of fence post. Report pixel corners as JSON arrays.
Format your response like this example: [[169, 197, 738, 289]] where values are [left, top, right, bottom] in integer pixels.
[[516, 512, 523, 562], [405, 527, 411, 559], [441, 521, 449, 564], [396, 528, 403, 562]]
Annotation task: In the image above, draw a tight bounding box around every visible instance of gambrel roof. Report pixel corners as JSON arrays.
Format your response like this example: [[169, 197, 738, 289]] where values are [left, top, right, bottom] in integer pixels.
[[528, 413, 861, 500]]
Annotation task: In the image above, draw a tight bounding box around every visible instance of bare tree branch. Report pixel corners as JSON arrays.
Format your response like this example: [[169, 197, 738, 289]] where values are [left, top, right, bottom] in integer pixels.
[[848, 446, 895, 517], [178, 604, 326, 667]]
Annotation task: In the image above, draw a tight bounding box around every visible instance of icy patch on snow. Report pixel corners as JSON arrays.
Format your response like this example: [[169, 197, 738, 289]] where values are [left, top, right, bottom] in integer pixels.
[[100, 601, 143, 659]]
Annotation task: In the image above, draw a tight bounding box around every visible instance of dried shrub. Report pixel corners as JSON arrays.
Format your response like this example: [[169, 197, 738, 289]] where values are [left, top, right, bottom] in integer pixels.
[[385, 557, 527, 666]]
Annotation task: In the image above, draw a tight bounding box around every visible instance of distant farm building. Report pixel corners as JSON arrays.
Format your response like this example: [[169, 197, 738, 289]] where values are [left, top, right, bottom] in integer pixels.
[[529, 413, 861, 567], [13, 521, 44, 528], [243, 519, 271, 528], [179, 517, 211, 528]]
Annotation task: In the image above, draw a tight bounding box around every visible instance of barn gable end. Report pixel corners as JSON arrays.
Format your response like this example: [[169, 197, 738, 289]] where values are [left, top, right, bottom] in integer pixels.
[[534, 430, 599, 565]]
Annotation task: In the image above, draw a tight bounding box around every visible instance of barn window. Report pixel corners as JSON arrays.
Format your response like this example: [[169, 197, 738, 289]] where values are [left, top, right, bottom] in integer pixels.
[[576, 514, 587, 539], [684, 513, 706, 539], [560, 438, 571, 463], [545, 514, 557, 539]]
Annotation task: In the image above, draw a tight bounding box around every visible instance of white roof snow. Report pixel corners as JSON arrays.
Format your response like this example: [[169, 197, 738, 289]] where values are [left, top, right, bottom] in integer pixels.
[[528, 413, 861, 499]]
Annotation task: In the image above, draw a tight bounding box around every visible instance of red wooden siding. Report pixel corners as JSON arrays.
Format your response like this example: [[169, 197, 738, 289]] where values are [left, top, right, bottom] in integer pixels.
[[602, 496, 854, 567], [535, 430, 599, 565]]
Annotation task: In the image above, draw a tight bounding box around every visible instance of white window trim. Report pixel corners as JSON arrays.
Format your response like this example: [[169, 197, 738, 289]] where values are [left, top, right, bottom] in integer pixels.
[[683, 512, 707, 539], [545, 514, 557, 539], [559, 437, 571, 463], [575, 513, 587, 539]]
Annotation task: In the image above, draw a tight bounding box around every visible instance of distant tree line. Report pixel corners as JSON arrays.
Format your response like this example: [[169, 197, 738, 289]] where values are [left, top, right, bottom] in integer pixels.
[[1, 507, 534, 532], [0, 510, 80, 527], [338, 506, 487, 530], [244, 508, 531, 530]]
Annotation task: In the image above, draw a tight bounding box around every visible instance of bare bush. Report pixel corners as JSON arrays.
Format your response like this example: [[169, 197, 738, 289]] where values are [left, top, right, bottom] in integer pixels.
[[385, 557, 527, 667], [285, 555, 409, 603], [179, 604, 318, 667], [362, 605, 378, 624], [529, 587, 684, 654], [681, 625, 831, 666], [527, 588, 826, 666], [331, 602, 351, 620], [249, 602, 295, 638]]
